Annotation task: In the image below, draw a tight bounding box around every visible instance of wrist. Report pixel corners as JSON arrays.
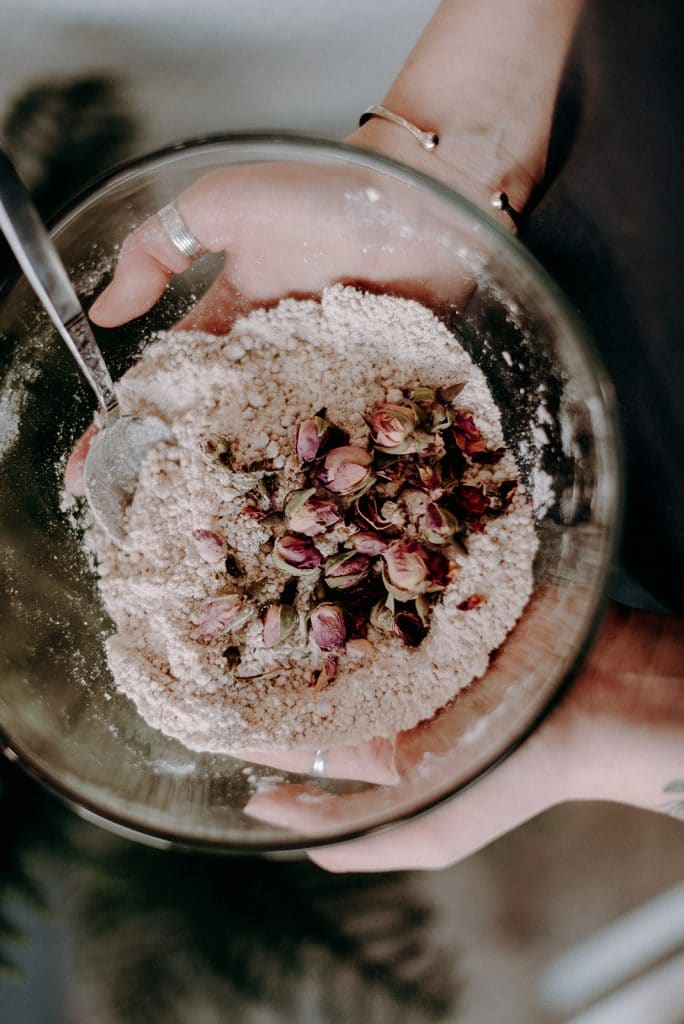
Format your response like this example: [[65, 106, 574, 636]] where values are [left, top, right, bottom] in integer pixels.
[[347, 112, 538, 230]]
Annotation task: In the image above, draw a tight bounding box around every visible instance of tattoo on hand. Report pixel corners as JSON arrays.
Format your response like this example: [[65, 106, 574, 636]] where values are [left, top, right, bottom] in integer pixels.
[[660, 780, 684, 819]]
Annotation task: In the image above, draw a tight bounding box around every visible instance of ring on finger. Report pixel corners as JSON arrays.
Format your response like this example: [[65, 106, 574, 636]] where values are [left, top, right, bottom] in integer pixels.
[[157, 200, 207, 262]]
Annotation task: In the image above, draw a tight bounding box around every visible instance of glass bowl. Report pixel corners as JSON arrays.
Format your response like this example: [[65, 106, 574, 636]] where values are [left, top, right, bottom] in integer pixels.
[[0, 134, 621, 851]]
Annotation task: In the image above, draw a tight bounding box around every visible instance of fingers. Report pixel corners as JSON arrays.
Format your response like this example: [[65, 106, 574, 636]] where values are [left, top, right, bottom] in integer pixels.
[[64, 422, 99, 497], [236, 736, 400, 785], [89, 211, 192, 327]]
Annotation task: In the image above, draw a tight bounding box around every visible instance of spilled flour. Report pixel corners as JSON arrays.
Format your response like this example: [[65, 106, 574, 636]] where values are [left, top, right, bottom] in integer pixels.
[[84, 286, 538, 752]]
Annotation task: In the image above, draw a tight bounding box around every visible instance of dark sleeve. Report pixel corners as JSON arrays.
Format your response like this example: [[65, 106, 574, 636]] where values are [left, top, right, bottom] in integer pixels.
[[524, 0, 684, 614]]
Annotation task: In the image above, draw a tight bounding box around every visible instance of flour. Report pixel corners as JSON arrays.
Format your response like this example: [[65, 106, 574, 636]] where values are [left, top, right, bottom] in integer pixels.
[[84, 286, 538, 752]]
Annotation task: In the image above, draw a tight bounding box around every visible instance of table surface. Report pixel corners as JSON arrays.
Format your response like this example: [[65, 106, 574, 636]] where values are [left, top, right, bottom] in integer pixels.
[[1, 1, 683, 1021]]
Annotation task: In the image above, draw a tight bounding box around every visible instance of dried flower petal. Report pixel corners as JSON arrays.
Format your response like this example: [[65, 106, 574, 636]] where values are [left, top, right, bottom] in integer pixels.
[[295, 413, 348, 462], [317, 445, 374, 495], [323, 550, 371, 590], [441, 381, 467, 402], [499, 480, 518, 507], [368, 400, 420, 453], [471, 447, 506, 465], [420, 503, 462, 546], [310, 655, 338, 690], [355, 492, 393, 531], [347, 530, 389, 556], [453, 485, 490, 516], [262, 603, 298, 647], [393, 609, 428, 647], [410, 385, 437, 407], [370, 601, 395, 631], [381, 539, 433, 601], [451, 413, 487, 457], [191, 529, 228, 563], [458, 594, 486, 611], [309, 602, 347, 651], [272, 535, 323, 576], [197, 591, 243, 636], [285, 488, 341, 536]]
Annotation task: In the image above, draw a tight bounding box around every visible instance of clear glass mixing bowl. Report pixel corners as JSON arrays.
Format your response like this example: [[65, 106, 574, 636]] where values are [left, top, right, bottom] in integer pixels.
[[0, 135, 621, 851]]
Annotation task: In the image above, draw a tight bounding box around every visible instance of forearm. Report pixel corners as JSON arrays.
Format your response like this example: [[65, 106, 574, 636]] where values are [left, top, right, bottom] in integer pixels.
[[349, 0, 584, 216], [560, 604, 684, 818]]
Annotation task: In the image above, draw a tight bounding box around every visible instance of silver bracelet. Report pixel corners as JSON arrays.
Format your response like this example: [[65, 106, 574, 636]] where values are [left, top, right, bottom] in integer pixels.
[[358, 104, 523, 228], [359, 104, 439, 151]]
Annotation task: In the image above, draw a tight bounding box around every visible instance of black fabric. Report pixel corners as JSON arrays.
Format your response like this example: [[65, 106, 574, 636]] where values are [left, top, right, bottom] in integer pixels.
[[524, 0, 684, 613]]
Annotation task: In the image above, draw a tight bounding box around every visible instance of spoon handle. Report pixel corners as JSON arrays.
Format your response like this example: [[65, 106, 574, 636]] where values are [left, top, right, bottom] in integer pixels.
[[0, 149, 118, 418]]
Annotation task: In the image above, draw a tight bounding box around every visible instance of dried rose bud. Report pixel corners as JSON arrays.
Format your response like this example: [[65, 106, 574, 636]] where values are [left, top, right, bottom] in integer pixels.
[[309, 602, 347, 651], [420, 503, 462, 546], [458, 594, 486, 611], [451, 413, 487, 457], [393, 609, 429, 647], [284, 488, 341, 536], [355, 491, 393, 531], [368, 401, 422, 454], [453, 484, 490, 516], [310, 655, 338, 690], [294, 413, 348, 462], [191, 529, 228, 563], [272, 535, 323, 576], [382, 539, 447, 601], [197, 591, 244, 637], [262, 603, 298, 647], [347, 530, 389, 556], [317, 445, 374, 495], [370, 601, 395, 632], [324, 550, 371, 590]]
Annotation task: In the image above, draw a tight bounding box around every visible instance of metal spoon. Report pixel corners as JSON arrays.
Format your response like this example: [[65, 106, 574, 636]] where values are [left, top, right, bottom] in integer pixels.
[[0, 149, 172, 542]]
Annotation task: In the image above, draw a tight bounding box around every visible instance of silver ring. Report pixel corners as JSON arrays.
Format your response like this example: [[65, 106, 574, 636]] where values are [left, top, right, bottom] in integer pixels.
[[311, 748, 327, 776], [359, 104, 439, 151], [157, 200, 207, 261]]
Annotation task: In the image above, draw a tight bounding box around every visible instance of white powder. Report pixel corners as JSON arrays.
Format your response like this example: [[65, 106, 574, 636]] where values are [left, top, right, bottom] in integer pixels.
[[85, 286, 538, 752]]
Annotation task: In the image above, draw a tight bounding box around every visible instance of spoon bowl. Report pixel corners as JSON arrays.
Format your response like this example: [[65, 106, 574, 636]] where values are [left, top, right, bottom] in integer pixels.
[[0, 149, 172, 541]]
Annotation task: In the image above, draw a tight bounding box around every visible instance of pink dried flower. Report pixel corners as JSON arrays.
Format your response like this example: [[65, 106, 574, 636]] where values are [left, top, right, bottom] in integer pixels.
[[355, 491, 393, 531], [262, 604, 298, 647], [317, 445, 374, 495], [272, 535, 323, 575], [284, 488, 341, 536], [347, 530, 389, 556], [309, 602, 347, 651], [191, 529, 228, 563], [382, 539, 448, 601], [458, 594, 486, 611], [451, 412, 487, 457], [381, 539, 432, 600], [294, 413, 348, 462], [323, 550, 371, 590], [197, 591, 243, 636], [368, 400, 421, 453], [420, 503, 462, 546]]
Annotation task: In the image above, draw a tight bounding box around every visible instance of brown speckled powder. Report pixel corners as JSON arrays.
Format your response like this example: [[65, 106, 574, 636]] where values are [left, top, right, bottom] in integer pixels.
[[85, 287, 537, 752]]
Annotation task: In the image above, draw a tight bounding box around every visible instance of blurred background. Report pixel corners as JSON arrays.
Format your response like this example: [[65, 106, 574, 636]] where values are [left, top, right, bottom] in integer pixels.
[[1, 0, 683, 1021]]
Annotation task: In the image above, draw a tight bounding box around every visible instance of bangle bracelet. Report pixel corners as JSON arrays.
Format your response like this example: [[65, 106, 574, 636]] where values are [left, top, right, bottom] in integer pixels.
[[359, 104, 439, 151], [359, 104, 524, 229]]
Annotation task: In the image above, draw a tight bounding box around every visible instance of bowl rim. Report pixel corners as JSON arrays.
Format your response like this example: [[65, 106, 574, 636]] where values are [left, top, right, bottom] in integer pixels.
[[0, 130, 624, 852]]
